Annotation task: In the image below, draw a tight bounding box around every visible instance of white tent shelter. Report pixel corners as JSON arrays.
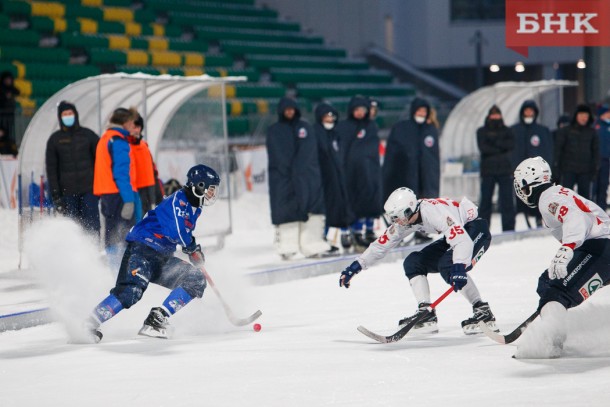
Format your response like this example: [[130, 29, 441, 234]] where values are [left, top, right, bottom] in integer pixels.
[[440, 80, 578, 162], [16, 73, 246, 263], [18, 72, 246, 180]]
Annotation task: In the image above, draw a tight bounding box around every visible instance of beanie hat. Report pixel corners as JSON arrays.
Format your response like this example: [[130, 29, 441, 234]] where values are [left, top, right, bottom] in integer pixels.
[[597, 104, 610, 117], [488, 105, 502, 116]]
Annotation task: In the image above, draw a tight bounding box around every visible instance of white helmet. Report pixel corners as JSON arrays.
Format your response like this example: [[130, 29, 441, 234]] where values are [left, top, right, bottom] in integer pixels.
[[384, 187, 419, 224], [513, 156, 552, 208]]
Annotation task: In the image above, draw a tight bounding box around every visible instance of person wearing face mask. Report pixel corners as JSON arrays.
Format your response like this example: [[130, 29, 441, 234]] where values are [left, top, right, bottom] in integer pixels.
[[337, 95, 383, 250], [45, 101, 100, 234], [593, 104, 610, 211], [314, 102, 354, 251], [476, 105, 516, 232], [553, 104, 599, 201], [382, 98, 440, 243], [94, 107, 140, 265], [510, 100, 552, 227]]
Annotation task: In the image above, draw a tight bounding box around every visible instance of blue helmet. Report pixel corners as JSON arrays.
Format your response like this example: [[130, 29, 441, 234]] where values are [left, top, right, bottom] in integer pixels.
[[185, 164, 221, 207]]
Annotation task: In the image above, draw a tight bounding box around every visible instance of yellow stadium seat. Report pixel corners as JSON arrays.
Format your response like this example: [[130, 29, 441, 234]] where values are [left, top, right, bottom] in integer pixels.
[[14, 79, 32, 97], [151, 24, 165, 37], [150, 51, 181, 66], [13, 61, 26, 79], [53, 18, 67, 32], [184, 68, 204, 76], [126, 50, 148, 65], [108, 35, 130, 49], [148, 38, 168, 51], [124, 22, 141, 36], [82, 0, 103, 7], [183, 53, 204, 67], [103, 7, 134, 23], [78, 18, 98, 34], [31, 2, 65, 18], [256, 99, 269, 115], [230, 101, 243, 116]]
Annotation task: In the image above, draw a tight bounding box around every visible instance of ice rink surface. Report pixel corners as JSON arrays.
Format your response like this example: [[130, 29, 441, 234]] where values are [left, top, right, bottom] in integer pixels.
[[1, 195, 609, 407]]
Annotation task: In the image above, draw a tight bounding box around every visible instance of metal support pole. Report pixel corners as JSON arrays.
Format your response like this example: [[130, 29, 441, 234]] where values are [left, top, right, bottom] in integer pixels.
[[220, 82, 233, 236]]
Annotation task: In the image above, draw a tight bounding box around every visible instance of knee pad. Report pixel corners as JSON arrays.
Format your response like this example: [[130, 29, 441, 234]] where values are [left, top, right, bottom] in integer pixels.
[[404, 252, 425, 278], [113, 285, 145, 309], [179, 266, 207, 299]]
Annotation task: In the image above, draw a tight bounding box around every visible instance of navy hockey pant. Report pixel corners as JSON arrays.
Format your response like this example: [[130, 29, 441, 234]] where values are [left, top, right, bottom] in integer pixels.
[[537, 238, 610, 310], [110, 242, 206, 309], [403, 218, 491, 284]]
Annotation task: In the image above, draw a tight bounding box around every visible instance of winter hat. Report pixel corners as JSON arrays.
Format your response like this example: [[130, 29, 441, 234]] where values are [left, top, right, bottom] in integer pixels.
[[597, 103, 610, 117], [575, 104, 592, 115], [488, 105, 502, 116]]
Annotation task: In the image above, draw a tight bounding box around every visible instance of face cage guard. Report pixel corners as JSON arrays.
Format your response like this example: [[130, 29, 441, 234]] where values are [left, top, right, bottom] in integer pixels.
[[192, 183, 218, 207], [514, 177, 537, 208], [387, 205, 417, 225]]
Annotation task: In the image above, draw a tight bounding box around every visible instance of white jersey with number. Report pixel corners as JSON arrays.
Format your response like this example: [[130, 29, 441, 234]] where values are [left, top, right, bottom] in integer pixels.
[[538, 185, 610, 248], [357, 197, 479, 270]]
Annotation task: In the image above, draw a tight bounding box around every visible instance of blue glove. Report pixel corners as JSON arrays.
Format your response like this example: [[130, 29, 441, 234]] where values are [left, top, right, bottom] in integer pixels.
[[340, 261, 362, 289], [450, 263, 468, 292], [182, 238, 205, 266]]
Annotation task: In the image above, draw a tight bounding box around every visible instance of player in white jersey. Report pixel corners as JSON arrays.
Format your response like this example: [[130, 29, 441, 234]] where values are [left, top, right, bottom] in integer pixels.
[[339, 187, 498, 334], [513, 156, 610, 358]]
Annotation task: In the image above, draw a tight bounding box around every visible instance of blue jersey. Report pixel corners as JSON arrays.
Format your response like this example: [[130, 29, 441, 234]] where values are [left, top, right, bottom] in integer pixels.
[[126, 189, 201, 254]]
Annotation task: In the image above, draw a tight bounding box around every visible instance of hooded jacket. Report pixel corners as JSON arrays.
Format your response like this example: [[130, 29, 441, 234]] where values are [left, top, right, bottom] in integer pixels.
[[382, 97, 440, 201], [336, 95, 383, 218], [314, 102, 354, 228], [553, 104, 599, 175], [511, 100, 553, 167], [266, 97, 324, 225], [45, 101, 100, 199], [476, 105, 515, 177]]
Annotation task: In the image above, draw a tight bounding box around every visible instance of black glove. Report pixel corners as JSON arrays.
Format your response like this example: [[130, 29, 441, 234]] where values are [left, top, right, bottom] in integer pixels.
[[53, 195, 65, 214], [339, 261, 362, 289], [450, 263, 468, 292], [183, 238, 205, 266]]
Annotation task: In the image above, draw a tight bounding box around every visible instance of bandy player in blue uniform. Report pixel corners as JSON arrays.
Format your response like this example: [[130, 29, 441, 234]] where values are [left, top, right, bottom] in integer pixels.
[[85, 164, 220, 342], [513, 157, 610, 358]]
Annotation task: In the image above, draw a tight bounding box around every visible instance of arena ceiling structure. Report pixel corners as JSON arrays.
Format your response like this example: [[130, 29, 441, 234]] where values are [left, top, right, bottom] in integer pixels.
[[440, 80, 578, 162]]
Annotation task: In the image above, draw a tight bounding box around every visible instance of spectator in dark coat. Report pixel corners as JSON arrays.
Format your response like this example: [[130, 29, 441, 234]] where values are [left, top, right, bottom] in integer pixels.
[[511, 100, 553, 227], [383, 97, 440, 202], [0, 71, 20, 141], [553, 104, 599, 200], [314, 102, 355, 249], [337, 95, 383, 248], [593, 104, 610, 210], [476, 105, 515, 231], [0, 124, 18, 156], [266, 97, 330, 259], [45, 101, 100, 234]]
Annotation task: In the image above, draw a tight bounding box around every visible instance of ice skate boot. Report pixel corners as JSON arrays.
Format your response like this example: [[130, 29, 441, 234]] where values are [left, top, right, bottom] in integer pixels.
[[398, 302, 438, 334], [364, 229, 377, 245], [83, 316, 103, 343], [461, 301, 499, 335], [414, 231, 433, 244], [352, 233, 370, 252], [341, 232, 353, 252], [138, 307, 170, 339]]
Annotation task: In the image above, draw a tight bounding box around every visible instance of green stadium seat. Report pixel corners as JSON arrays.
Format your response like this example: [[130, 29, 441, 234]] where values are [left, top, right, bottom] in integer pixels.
[[0, 13, 9, 28], [145, 0, 276, 18], [270, 68, 393, 85], [0, 29, 40, 47], [297, 83, 416, 99], [61, 33, 109, 48], [245, 55, 369, 70], [0, 46, 71, 64], [221, 41, 345, 58], [169, 13, 300, 32], [2, 0, 31, 17], [24, 63, 101, 80], [234, 83, 285, 98], [194, 27, 323, 44], [88, 49, 128, 65]]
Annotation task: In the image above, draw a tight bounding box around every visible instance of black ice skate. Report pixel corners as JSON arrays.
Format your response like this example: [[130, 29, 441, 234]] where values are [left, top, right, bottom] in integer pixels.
[[413, 231, 433, 244], [363, 230, 377, 245], [341, 232, 353, 252], [461, 301, 499, 335], [398, 302, 438, 334], [138, 307, 170, 339], [352, 233, 370, 252]]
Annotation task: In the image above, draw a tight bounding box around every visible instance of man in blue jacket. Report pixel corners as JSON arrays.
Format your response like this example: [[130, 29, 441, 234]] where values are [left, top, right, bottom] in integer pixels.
[[84, 164, 221, 343]]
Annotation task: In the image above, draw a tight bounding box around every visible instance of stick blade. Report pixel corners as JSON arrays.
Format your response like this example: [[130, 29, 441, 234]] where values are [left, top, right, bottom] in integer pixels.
[[478, 321, 507, 344], [357, 325, 391, 343], [228, 310, 263, 327]]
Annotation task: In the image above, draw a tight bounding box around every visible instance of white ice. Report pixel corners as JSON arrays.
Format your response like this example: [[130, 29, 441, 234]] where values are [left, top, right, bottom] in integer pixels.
[[1, 194, 609, 407]]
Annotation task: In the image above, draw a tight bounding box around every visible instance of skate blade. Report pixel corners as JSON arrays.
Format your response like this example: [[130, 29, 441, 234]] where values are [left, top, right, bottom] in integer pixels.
[[463, 321, 499, 335], [138, 325, 169, 339]]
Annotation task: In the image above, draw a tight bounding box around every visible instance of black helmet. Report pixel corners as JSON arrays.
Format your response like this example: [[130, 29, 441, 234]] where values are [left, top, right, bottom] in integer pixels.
[[185, 164, 221, 207]]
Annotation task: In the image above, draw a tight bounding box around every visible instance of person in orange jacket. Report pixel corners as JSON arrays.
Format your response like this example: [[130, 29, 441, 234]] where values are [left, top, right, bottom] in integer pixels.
[[94, 107, 139, 262], [129, 114, 163, 216]]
